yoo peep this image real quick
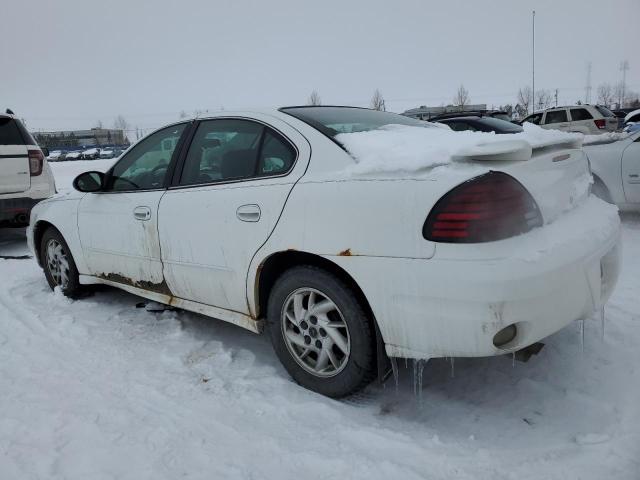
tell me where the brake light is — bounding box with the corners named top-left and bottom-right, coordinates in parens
top-left (423, 171), bottom-right (543, 243)
top-left (594, 119), bottom-right (606, 129)
top-left (28, 149), bottom-right (44, 176)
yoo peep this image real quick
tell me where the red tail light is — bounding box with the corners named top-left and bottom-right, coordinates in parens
top-left (423, 171), bottom-right (543, 243)
top-left (594, 119), bottom-right (606, 129)
top-left (28, 149), bottom-right (44, 176)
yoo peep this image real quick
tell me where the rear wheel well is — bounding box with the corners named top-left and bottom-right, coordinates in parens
top-left (256, 251), bottom-right (375, 322)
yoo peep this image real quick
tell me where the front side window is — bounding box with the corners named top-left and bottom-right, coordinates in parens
top-left (106, 123), bottom-right (186, 191)
top-left (179, 119), bottom-right (295, 186)
top-left (544, 110), bottom-right (568, 124)
top-left (570, 108), bottom-right (593, 121)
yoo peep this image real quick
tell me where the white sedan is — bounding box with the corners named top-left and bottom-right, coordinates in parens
top-left (585, 131), bottom-right (640, 210)
top-left (27, 107), bottom-right (621, 397)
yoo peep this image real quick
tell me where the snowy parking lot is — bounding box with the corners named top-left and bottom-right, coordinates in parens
top-left (0, 161), bottom-right (639, 479)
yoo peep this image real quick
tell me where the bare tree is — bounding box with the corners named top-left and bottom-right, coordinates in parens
top-left (307, 90), bottom-right (321, 106)
top-left (535, 89), bottom-right (553, 110)
top-left (113, 115), bottom-right (130, 132)
top-left (179, 110), bottom-right (188, 119)
top-left (597, 83), bottom-right (614, 107)
top-left (95, 120), bottom-right (104, 129)
top-left (370, 89), bottom-right (386, 111)
top-left (517, 86), bottom-right (533, 114)
top-left (453, 84), bottom-right (469, 110)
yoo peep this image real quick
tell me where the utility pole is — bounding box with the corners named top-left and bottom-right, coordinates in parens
top-left (620, 60), bottom-right (629, 107)
top-left (532, 10), bottom-right (535, 114)
top-left (585, 61), bottom-right (592, 104)
top-left (555, 89), bottom-right (558, 107)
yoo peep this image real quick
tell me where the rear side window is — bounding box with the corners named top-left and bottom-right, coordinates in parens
top-left (0, 117), bottom-right (25, 145)
top-left (258, 130), bottom-right (296, 175)
top-left (524, 113), bottom-right (543, 125)
top-left (595, 106), bottom-right (615, 118)
top-left (570, 108), bottom-right (593, 121)
top-left (544, 110), bottom-right (568, 124)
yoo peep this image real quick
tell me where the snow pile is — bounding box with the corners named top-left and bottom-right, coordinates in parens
top-left (336, 123), bottom-right (581, 175)
top-left (582, 131), bottom-right (630, 146)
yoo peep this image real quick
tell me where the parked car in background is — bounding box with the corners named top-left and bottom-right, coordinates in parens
top-left (99, 149), bottom-right (115, 159)
top-left (65, 151), bottom-right (83, 161)
top-left (0, 110), bottom-right (56, 227)
top-left (521, 105), bottom-right (618, 134)
top-left (624, 108), bottom-right (640, 125)
top-left (27, 106), bottom-right (620, 398)
top-left (436, 116), bottom-right (524, 134)
top-left (585, 131), bottom-right (640, 210)
top-left (81, 147), bottom-right (101, 159)
top-left (612, 108), bottom-right (638, 129)
top-left (46, 150), bottom-right (62, 161)
top-left (56, 152), bottom-right (68, 162)
top-left (428, 110), bottom-right (512, 122)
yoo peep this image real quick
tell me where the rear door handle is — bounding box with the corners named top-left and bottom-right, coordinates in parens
top-left (133, 206), bottom-right (151, 221)
top-left (236, 204), bottom-right (261, 222)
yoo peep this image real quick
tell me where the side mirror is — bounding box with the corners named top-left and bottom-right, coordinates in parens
top-left (41, 147), bottom-right (50, 157)
top-left (73, 171), bottom-right (105, 192)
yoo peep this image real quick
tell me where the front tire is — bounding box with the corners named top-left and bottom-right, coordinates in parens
top-left (267, 266), bottom-right (376, 398)
top-left (40, 227), bottom-right (81, 297)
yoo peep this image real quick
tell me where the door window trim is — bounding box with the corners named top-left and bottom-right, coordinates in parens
top-left (168, 116), bottom-right (299, 191)
top-left (97, 121), bottom-right (194, 194)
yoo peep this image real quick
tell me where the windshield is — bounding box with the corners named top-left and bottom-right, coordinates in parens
top-left (280, 106), bottom-right (435, 138)
top-left (595, 105), bottom-right (615, 118)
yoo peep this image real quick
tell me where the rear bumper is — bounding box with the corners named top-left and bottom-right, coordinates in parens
top-left (0, 197), bottom-right (41, 224)
top-left (330, 196), bottom-right (621, 359)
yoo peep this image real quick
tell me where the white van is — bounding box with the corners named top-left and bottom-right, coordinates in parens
top-left (0, 111), bottom-right (56, 227)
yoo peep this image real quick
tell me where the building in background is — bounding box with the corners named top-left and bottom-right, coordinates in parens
top-left (33, 127), bottom-right (128, 149)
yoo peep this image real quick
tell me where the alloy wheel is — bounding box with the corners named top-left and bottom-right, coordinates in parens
top-left (281, 287), bottom-right (351, 377)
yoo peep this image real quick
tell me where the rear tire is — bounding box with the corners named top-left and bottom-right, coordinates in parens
top-left (40, 227), bottom-right (81, 297)
top-left (267, 265), bottom-right (376, 398)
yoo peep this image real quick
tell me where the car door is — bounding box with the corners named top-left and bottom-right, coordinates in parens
top-left (158, 115), bottom-right (310, 314)
top-left (621, 134), bottom-right (640, 203)
top-left (543, 109), bottom-right (570, 131)
top-left (77, 122), bottom-right (188, 288)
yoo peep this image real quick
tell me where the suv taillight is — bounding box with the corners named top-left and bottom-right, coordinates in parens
top-left (594, 119), bottom-right (606, 129)
top-left (28, 149), bottom-right (44, 176)
top-left (423, 171), bottom-right (543, 243)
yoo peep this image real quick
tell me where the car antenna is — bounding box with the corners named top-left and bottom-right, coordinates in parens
top-left (6, 108), bottom-right (15, 115)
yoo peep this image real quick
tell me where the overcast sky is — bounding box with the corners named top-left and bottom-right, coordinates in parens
top-left (2, 0), bottom-right (638, 133)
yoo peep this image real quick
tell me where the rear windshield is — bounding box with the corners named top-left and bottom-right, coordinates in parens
top-left (280, 106), bottom-right (434, 138)
top-left (475, 117), bottom-right (523, 133)
top-left (595, 105), bottom-right (615, 118)
top-left (491, 113), bottom-right (512, 122)
top-left (0, 117), bottom-right (25, 145)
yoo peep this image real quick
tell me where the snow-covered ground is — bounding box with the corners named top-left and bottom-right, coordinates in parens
top-left (0, 161), bottom-right (638, 479)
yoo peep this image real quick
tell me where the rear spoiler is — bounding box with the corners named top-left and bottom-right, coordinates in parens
top-left (452, 138), bottom-right (582, 162)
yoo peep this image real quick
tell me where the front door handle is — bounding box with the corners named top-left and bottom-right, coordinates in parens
top-left (236, 204), bottom-right (261, 222)
top-left (133, 206), bottom-right (151, 221)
